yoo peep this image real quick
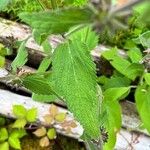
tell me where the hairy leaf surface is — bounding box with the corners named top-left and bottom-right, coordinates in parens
top-left (51, 33), bottom-right (100, 138)
top-left (19, 7), bottom-right (93, 35)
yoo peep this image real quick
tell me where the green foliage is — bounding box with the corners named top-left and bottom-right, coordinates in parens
top-left (13, 105), bottom-right (37, 128)
top-left (0, 142), bottom-right (9, 150)
top-left (0, 0), bottom-right (11, 11)
top-left (0, 126), bottom-right (26, 150)
top-left (22, 74), bottom-right (54, 95)
top-left (0, 128), bottom-right (8, 142)
top-left (51, 28), bottom-right (100, 138)
top-left (26, 108), bottom-right (37, 123)
top-left (47, 128), bottom-right (56, 140)
top-left (135, 84), bottom-right (150, 133)
top-left (19, 7), bottom-right (93, 35)
top-left (11, 40), bottom-right (28, 72)
top-left (139, 31), bottom-right (150, 48)
top-left (8, 136), bottom-right (21, 149)
top-left (13, 105), bottom-right (27, 118)
top-left (102, 87), bottom-right (130, 150)
top-left (13, 118), bottom-right (27, 129)
top-left (144, 73), bottom-right (150, 85)
top-left (102, 48), bottom-right (144, 80)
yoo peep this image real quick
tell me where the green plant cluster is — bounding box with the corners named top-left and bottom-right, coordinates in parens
top-left (0, 0), bottom-right (150, 150)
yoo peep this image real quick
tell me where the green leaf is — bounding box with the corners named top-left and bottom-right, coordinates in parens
top-left (127, 48), bottom-right (143, 63)
top-left (135, 84), bottom-right (150, 133)
top-left (51, 39), bottom-right (100, 138)
top-left (0, 55), bottom-right (5, 67)
top-left (11, 40), bottom-right (28, 72)
top-left (103, 77), bottom-right (131, 90)
top-left (139, 31), bottom-right (150, 48)
top-left (102, 48), bottom-right (144, 80)
top-left (144, 73), bottom-right (150, 85)
top-left (104, 87), bottom-right (130, 101)
top-left (22, 74), bottom-right (54, 95)
top-left (102, 100), bottom-right (121, 150)
top-left (8, 136), bottom-right (21, 150)
top-left (0, 0), bottom-right (10, 10)
top-left (26, 108), bottom-right (37, 123)
top-left (0, 128), bottom-right (8, 142)
top-left (47, 128), bottom-right (56, 140)
top-left (69, 26), bottom-right (98, 51)
top-left (101, 86), bottom-right (129, 149)
top-left (32, 93), bottom-right (57, 103)
top-left (37, 57), bottom-right (51, 73)
top-left (13, 118), bottom-right (27, 129)
top-left (13, 105), bottom-right (27, 118)
top-left (123, 63), bottom-right (144, 80)
top-left (41, 40), bottom-right (52, 55)
top-left (10, 129), bottom-right (27, 139)
top-left (0, 142), bottom-right (9, 150)
top-left (19, 7), bottom-right (93, 35)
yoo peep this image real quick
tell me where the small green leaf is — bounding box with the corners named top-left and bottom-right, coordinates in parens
top-left (13, 105), bottom-right (27, 118)
top-left (102, 48), bottom-right (144, 80)
top-left (11, 40), bottom-right (28, 72)
top-left (10, 129), bottom-right (27, 139)
top-left (135, 84), bottom-right (150, 133)
top-left (0, 142), bottom-right (9, 150)
top-left (47, 128), bottom-right (56, 140)
top-left (0, 128), bottom-right (8, 142)
top-left (8, 136), bottom-right (21, 150)
top-left (144, 73), bottom-right (150, 85)
top-left (22, 74), bottom-right (54, 95)
top-left (127, 48), bottom-right (143, 63)
top-left (104, 87), bottom-right (130, 101)
top-left (139, 31), bottom-right (150, 48)
top-left (13, 118), bottom-right (27, 129)
top-left (37, 57), bottom-right (51, 73)
top-left (26, 108), bottom-right (37, 123)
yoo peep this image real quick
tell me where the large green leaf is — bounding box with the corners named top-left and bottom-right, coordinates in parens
top-left (19, 7), bottom-right (93, 35)
top-left (51, 32), bottom-right (100, 138)
top-left (135, 84), bottom-right (150, 133)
